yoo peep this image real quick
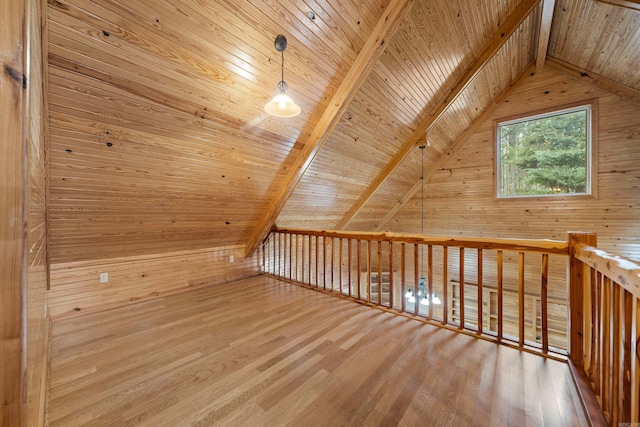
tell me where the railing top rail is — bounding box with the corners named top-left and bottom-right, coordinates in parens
top-left (273, 227), bottom-right (569, 255)
top-left (575, 243), bottom-right (640, 298)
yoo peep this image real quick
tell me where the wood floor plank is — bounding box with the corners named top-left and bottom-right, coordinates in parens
top-left (48, 275), bottom-right (588, 426)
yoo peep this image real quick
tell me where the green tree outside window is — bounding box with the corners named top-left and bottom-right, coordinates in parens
top-left (497, 106), bottom-right (590, 197)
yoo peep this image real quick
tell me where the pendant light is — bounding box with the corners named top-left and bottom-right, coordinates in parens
top-left (264, 35), bottom-right (301, 118)
top-left (406, 144), bottom-right (441, 307)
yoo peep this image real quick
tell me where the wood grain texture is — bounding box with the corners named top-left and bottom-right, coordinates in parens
top-left (48, 275), bottom-right (588, 426)
top-left (244, 0), bottom-right (416, 257)
top-left (535, 0), bottom-right (556, 69)
top-left (25, 0), bottom-right (50, 425)
top-left (49, 245), bottom-right (261, 318)
top-left (548, 0), bottom-right (640, 90)
top-left (387, 66), bottom-right (640, 262)
top-left (330, 0), bottom-right (542, 231)
top-left (45, 0), bottom-right (390, 263)
top-left (1, 0), bottom-right (27, 424)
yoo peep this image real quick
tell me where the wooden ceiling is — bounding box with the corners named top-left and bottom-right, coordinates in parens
top-left (46, 0), bottom-right (640, 262)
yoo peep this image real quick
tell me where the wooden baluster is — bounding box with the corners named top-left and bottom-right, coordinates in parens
top-left (389, 242), bottom-right (393, 309)
top-left (623, 289), bottom-right (634, 422)
top-left (348, 239), bottom-right (352, 298)
top-left (541, 254), bottom-right (549, 354)
top-left (295, 234), bottom-right (298, 281)
top-left (519, 251), bottom-right (525, 347)
top-left (277, 232), bottom-right (281, 277)
top-left (428, 245), bottom-right (433, 320)
top-left (289, 233), bottom-right (293, 280)
top-left (633, 292), bottom-right (640, 424)
top-left (357, 240), bottom-right (362, 300)
top-left (414, 244), bottom-right (419, 317)
top-left (265, 235), bottom-right (269, 274)
top-left (586, 267), bottom-right (597, 379)
top-left (366, 240), bottom-right (372, 303)
top-left (301, 235), bottom-right (305, 284)
top-left (498, 250), bottom-right (503, 341)
top-left (602, 276), bottom-right (612, 418)
top-left (612, 283), bottom-right (623, 425)
top-left (339, 239), bottom-right (343, 295)
top-left (477, 249), bottom-right (483, 335)
top-left (323, 237), bottom-right (328, 290)
top-left (595, 272), bottom-right (602, 396)
top-left (331, 239), bottom-right (336, 290)
top-left (377, 241), bottom-right (382, 306)
top-left (401, 243), bottom-right (406, 312)
top-left (459, 247), bottom-right (465, 330)
top-left (315, 236), bottom-right (319, 288)
top-left (443, 246), bottom-right (448, 325)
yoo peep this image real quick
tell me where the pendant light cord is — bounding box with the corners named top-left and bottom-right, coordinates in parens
top-left (281, 49), bottom-right (285, 87)
top-left (421, 146), bottom-right (424, 236)
top-left (419, 145), bottom-right (425, 281)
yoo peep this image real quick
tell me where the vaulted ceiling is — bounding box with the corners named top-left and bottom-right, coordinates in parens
top-left (46, 0), bottom-right (640, 263)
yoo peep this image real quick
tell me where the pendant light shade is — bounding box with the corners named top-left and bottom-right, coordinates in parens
top-left (264, 92), bottom-right (301, 117)
top-left (265, 35), bottom-right (300, 118)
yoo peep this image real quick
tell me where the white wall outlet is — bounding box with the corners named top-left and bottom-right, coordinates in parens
top-left (99, 272), bottom-right (109, 283)
top-left (229, 255), bottom-right (235, 263)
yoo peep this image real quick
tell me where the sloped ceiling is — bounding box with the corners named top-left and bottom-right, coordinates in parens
top-left (46, 0), bottom-right (640, 263)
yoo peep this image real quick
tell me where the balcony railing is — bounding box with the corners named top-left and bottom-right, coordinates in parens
top-left (263, 227), bottom-right (574, 356)
top-left (262, 228), bottom-right (640, 426)
top-left (573, 240), bottom-right (640, 425)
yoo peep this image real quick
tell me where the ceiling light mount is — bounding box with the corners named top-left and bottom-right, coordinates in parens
top-left (265, 34), bottom-right (301, 118)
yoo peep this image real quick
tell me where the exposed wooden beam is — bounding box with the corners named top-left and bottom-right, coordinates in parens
top-left (374, 62), bottom-right (537, 232)
top-left (595, 0), bottom-right (640, 11)
top-left (244, 0), bottom-right (416, 257)
top-left (334, 0), bottom-right (542, 231)
top-left (1, 0), bottom-right (27, 425)
top-left (546, 57), bottom-right (640, 107)
top-left (535, 0), bottom-right (556, 70)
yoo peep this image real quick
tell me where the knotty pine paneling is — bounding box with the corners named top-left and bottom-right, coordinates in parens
top-left (278, 0), bottom-right (536, 230)
top-left (549, 0), bottom-right (640, 89)
top-left (48, 245), bottom-right (261, 318)
top-left (46, 0), bottom-right (390, 262)
top-left (1, 0), bottom-right (49, 424)
top-left (348, 19), bottom-right (539, 231)
top-left (389, 67), bottom-right (640, 263)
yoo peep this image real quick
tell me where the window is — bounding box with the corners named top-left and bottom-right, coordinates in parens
top-left (496, 104), bottom-right (592, 198)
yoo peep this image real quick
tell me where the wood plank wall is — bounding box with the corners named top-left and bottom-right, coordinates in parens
top-left (1, 0), bottom-right (49, 425)
top-left (389, 66), bottom-right (640, 262)
top-left (48, 245), bottom-right (261, 318)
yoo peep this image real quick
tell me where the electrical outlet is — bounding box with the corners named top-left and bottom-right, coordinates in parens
top-left (229, 255), bottom-right (235, 263)
top-left (100, 272), bottom-right (109, 283)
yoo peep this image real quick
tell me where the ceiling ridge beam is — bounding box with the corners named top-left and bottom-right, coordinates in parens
top-left (546, 57), bottom-right (640, 107)
top-left (535, 0), bottom-right (556, 70)
top-left (374, 62), bottom-right (537, 232)
top-left (244, 0), bottom-right (416, 257)
top-left (333, 0), bottom-right (542, 231)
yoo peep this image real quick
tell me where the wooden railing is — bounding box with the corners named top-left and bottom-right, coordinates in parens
top-left (572, 239), bottom-right (640, 425)
top-left (263, 227), bottom-right (575, 357)
top-left (262, 227), bottom-right (638, 425)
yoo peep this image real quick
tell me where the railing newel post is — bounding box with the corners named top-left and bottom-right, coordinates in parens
top-left (567, 231), bottom-right (597, 367)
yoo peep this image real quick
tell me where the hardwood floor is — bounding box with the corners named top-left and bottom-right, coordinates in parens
top-left (48, 275), bottom-right (587, 426)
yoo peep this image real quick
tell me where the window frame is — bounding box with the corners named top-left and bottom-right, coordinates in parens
top-left (494, 100), bottom-right (598, 200)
